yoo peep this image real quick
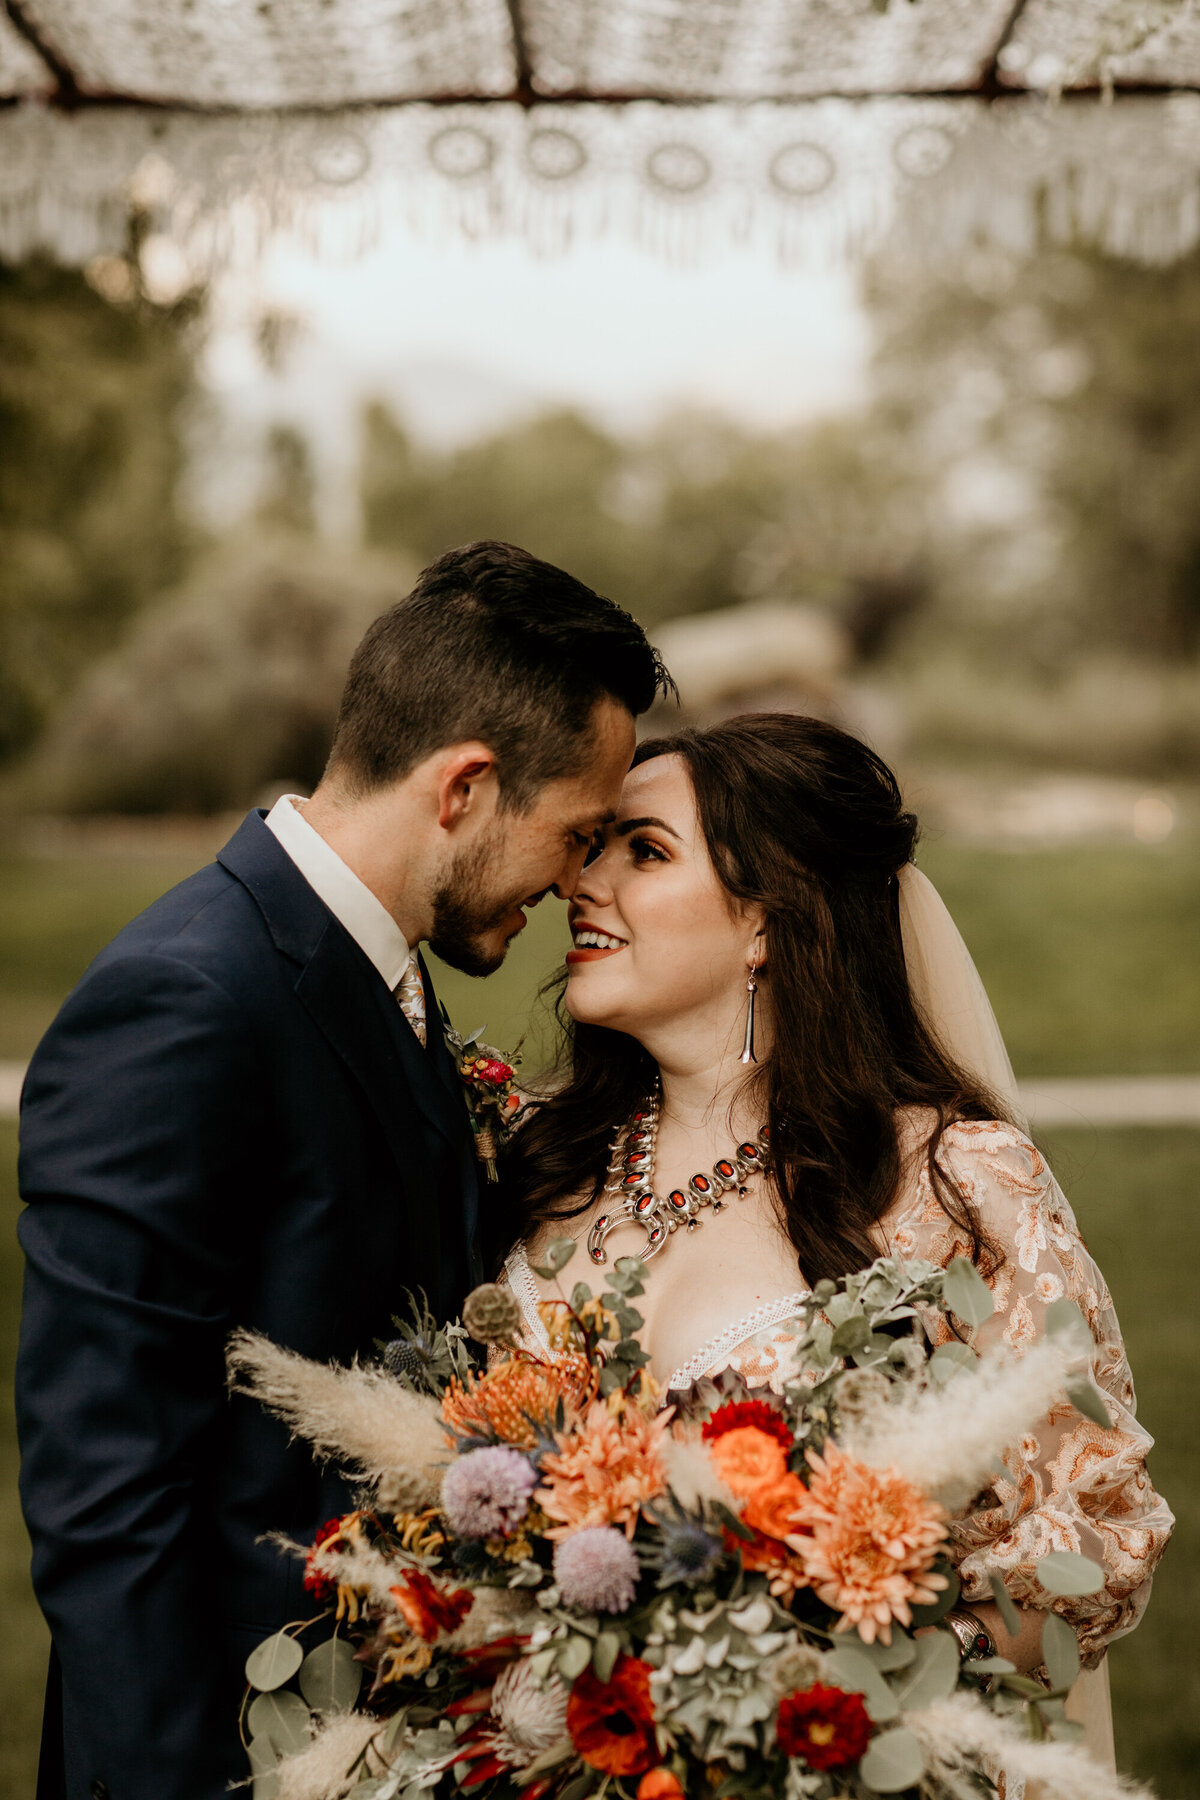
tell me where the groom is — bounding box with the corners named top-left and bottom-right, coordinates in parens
top-left (16, 541), bottom-right (669, 1800)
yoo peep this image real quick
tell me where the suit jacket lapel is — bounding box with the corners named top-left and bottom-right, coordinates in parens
top-left (218, 810), bottom-right (484, 1285)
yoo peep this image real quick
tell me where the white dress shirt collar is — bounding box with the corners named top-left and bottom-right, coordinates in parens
top-left (264, 795), bottom-right (413, 992)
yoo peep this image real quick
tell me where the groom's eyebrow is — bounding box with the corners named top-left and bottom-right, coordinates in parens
top-left (614, 816), bottom-right (682, 841)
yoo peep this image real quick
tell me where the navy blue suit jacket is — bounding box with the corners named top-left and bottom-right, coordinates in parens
top-left (16, 811), bottom-right (483, 1800)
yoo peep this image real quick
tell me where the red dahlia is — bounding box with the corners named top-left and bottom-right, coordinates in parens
top-left (702, 1398), bottom-right (794, 1454)
top-left (567, 1655), bottom-right (659, 1776)
top-left (303, 1516), bottom-right (344, 1603)
top-left (776, 1682), bottom-right (872, 1771)
top-left (476, 1059), bottom-right (514, 1085)
top-left (390, 1569), bottom-right (474, 1641)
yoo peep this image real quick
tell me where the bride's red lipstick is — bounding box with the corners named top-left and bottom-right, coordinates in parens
top-left (566, 918), bottom-right (628, 967)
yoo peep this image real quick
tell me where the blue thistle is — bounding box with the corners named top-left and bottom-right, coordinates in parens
top-left (645, 1501), bottom-right (726, 1589)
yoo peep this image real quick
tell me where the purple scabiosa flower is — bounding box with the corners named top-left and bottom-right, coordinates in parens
top-left (442, 1446), bottom-right (538, 1540)
top-left (554, 1526), bottom-right (640, 1613)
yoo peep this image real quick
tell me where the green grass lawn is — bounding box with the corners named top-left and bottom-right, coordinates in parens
top-left (1, 835), bottom-right (1197, 1795)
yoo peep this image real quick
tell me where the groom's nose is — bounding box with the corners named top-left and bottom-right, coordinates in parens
top-left (554, 841), bottom-right (590, 899)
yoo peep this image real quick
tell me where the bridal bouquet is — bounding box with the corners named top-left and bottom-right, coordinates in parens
top-left (229, 1247), bottom-right (1146, 1800)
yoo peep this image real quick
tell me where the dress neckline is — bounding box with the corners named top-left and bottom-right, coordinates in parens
top-left (503, 1244), bottom-right (809, 1394)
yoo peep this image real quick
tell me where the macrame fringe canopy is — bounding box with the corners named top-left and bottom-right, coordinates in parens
top-left (3, 0), bottom-right (1200, 269)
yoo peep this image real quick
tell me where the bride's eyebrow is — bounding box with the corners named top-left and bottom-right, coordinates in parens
top-left (614, 816), bottom-right (682, 841)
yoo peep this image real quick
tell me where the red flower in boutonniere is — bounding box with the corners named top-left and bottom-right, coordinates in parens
top-left (444, 1026), bottom-right (524, 1181)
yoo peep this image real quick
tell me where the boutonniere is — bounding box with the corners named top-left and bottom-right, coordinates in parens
top-left (442, 1022), bottom-right (524, 1182)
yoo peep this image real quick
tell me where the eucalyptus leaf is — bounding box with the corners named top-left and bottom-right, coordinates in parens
top-left (253, 1772), bottom-right (281, 1800)
top-left (891, 1629), bottom-right (959, 1711)
top-left (908, 1568), bottom-right (959, 1627)
top-left (245, 1630), bottom-right (304, 1693)
top-left (1066, 1379), bottom-right (1114, 1430)
top-left (859, 1726), bottom-right (926, 1793)
top-left (530, 1238), bottom-right (576, 1280)
top-left (963, 1656), bottom-right (1016, 1675)
top-left (598, 1362), bottom-right (625, 1397)
top-left (830, 1315), bottom-right (873, 1355)
top-left (942, 1257), bottom-right (995, 1329)
top-left (852, 1634), bottom-right (917, 1673)
top-left (557, 1636), bottom-right (593, 1681)
top-left (570, 1282), bottom-right (593, 1312)
top-left (299, 1635), bottom-right (363, 1713)
top-left (1044, 1297), bottom-right (1092, 1354)
top-left (247, 1688), bottom-right (313, 1757)
top-left (822, 1646), bottom-right (899, 1723)
top-left (1050, 1719), bottom-right (1087, 1744)
top-left (1000, 1673), bottom-right (1051, 1698)
top-left (247, 1736), bottom-right (280, 1774)
top-left (593, 1630), bottom-right (621, 1683)
top-left (1041, 1613), bottom-right (1081, 1690)
top-left (929, 1342), bottom-right (977, 1385)
top-left (1036, 1552), bottom-right (1106, 1597)
top-left (558, 1773), bottom-right (599, 1800)
top-left (988, 1572), bottom-right (1021, 1640)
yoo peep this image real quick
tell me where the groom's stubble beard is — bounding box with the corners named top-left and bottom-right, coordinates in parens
top-left (428, 830), bottom-right (527, 978)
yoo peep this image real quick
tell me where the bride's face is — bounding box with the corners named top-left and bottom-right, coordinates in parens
top-left (564, 754), bottom-right (761, 1042)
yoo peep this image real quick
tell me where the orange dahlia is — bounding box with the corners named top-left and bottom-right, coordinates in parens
top-left (788, 1441), bottom-right (948, 1644)
top-left (741, 1471), bottom-right (808, 1541)
top-left (567, 1655), bottom-right (659, 1776)
top-left (705, 1425), bottom-right (788, 1495)
top-left (442, 1352), bottom-right (596, 1449)
top-left (537, 1400), bottom-right (672, 1539)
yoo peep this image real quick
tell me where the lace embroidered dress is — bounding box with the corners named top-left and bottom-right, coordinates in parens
top-left (500, 1116), bottom-right (1173, 1663)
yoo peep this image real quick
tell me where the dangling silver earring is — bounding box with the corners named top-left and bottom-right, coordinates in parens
top-left (740, 964), bottom-right (759, 1065)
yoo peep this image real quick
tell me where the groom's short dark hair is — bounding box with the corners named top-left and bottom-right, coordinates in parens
top-left (326, 541), bottom-right (672, 810)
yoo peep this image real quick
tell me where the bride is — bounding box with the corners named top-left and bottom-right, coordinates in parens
top-left (495, 713), bottom-right (1172, 1758)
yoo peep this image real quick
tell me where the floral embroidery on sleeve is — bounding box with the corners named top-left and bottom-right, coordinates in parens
top-left (884, 1117), bottom-right (1174, 1663)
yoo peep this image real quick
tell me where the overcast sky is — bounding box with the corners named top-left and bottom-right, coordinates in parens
top-left (197, 227), bottom-right (872, 532)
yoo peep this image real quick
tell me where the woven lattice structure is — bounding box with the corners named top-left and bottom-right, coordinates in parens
top-left (3, 1), bottom-right (1200, 265)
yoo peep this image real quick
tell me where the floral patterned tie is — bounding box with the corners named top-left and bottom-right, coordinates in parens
top-left (396, 953), bottom-right (427, 1048)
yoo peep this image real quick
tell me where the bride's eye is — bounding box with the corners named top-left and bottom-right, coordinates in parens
top-left (628, 833), bottom-right (667, 866)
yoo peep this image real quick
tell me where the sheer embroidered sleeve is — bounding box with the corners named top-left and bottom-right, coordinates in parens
top-left (885, 1119), bottom-right (1173, 1662)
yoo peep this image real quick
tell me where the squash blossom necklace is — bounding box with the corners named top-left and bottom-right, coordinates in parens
top-left (586, 1088), bottom-right (772, 1265)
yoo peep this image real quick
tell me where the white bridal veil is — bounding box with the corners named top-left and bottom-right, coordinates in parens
top-left (896, 864), bottom-right (1115, 1775)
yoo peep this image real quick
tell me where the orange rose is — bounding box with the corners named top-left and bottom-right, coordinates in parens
top-left (707, 1425), bottom-right (787, 1496)
top-left (742, 1471), bottom-right (808, 1540)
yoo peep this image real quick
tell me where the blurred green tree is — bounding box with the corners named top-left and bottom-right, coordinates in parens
top-left (361, 403), bottom-right (643, 611)
top-left (867, 241), bottom-right (1200, 664)
top-left (0, 250), bottom-right (201, 762)
top-left (15, 535), bottom-right (414, 814)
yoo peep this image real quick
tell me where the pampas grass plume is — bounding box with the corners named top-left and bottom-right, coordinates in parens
top-left (274, 1711), bottom-right (381, 1800)
top-left (909, 1692), bottom-right (1153, 1800)
top-left (226, 1330), bottom-right (448, 1498)
top-left (663, 1431), bottom-right (738, 1511)
top-left (840, 1337), bottom-right (1074, 1510)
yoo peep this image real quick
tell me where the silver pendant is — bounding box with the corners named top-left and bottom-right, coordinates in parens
top-left (585, 1098), bottom-right (771, 1266)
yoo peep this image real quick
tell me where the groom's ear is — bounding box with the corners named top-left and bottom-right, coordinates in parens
top-left (434, 742), bottom-right (500, 831)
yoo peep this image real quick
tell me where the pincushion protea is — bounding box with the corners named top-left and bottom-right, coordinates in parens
top-left (442, 1353), bottom-right (596, 1449)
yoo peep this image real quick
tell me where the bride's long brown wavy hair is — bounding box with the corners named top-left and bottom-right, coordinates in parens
top-left (496, 713), bottom-right (1011, 1286)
